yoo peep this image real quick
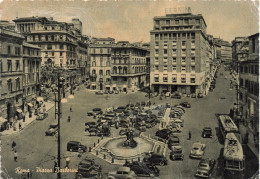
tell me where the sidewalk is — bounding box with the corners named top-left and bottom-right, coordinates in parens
top-left (0, 101), bottom-right (54, 136)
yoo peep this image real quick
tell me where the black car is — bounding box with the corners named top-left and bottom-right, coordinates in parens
top-left (123, 161), bottom-right (160, 177)
top-left (168, 135), bottom-right (180, 149)
top-left (202, 127), bottom-right (212, 138)
top-left (171, 93), bottom-right (181, 99)
top-left (77, 159), bottom-right (102, 178)
top-left (143, 153), bottom-right (168, 166)
top-left (92, 108), bottom-right (103, 115)
top-left (180, 102), bottom-right (191, 108)
top-left (67, 141), bottom-right (87, 152)
top-left (155, 129), bottom-right (172, 140)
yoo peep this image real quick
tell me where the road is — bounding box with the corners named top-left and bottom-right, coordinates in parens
top-left (1, 64), bottom-right (257, 179)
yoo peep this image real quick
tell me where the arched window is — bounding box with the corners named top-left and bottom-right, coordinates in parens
top-left (106, 60), bottom-right (110, 67)
top-left (92, 61), bottom-right (96, 67)
top-left (123, 67), bottom-right (127, 74)
top-left (118, 66), bottom-right (122, 74)
top-left (99, 70), bottom-right (103, 76)
top-left (92, 69), bottom-right (96, 75)
top-left (113, 67), bottom-right (117, 74)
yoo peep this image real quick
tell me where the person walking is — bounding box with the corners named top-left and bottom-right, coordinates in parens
top-left (65, 157), bottom-right (70, 168)
top-left (70, 106), bottom-right (73, 112)
top-left (67, 116), bottom-right (71, 123)
top-left (188, 131), bottom-right (191, 140)
top-left (12, 141), bottom-right (16, 151)
top-left (19, 122), bottom-right (22, 130)
top-left (14, 150), bottom-right (18, 162)
top-left (53, 161), bottom-right (57, 173)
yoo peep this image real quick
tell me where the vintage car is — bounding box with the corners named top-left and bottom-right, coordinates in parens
top-left (189, 142), bottom-right (206, 159)
top-left (168, 135), bottom-right (180, 149)
top-left (170, 146), bottom-right (184, 161)
top-left (195, 158), bottom-right (216, 178)
top-left (36, 112), bottom-right (48, 120)
top-left (107, 167), bottom-right (137, 179)
top-left (123, 161), bottom-right (159, 177)
top-left (67, 141), bottom-right (87, 152)
top-left (202, 127), bottom-right (213, 138)
top-left (155, 129), bottom-right (173, 140)
top-left (45, 122), bottom-right (58, 136)
top-left (180, 102), bottom-right (191, 108)
top-left (95, 91), bottom-right (104, 95)
top-left (76, 159), bottom-right (102, 178)
top-left (143, 153), bottom-right (168, 166)
top-left (171, 93), bottom-right (182, 99)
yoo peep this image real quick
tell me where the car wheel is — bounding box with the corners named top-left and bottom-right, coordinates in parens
top-left (159, 161), bottom-right (165, 166)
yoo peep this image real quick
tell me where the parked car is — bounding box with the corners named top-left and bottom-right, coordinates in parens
top-left (93, 108), bottom-right (103, 115)
top-left (202, 127), bottom-right (213, 138)
top-left (123, 161), bottom-right (159, 177)
top-left (165, 92), bottom-right (171, 97)
top-left (180, 102), bottom-right (191, 108)
top-left (87, 111), bottom-right (95, 116)
top-left (36, 112), bottom-right (48, 120)
top-left (77, 159), bottom-right (102, 178)
top-left (85, 122), bottom-right (97, 130)
top-left (155, 129), bottom-right (172, 140)
top-left (107, 167), bottom-right (137, 179)
top-left (67, 141), bottom-right (87, 152)
top-left (135, 121), bottom-right (146, 132)
top-left (170, 146), bottom-right (184, 161)
top-left (95, 91), bottom-right (103, 95)
top-left (195, 158), bottom-right (216, 178)
top-left (171, 93), bottom-right (181, 99)
top-left (198, 93), bottom-right (203, 98)
top-left (168, 135), bottom-right (180, 149)
top-left (143, 153), bottom-right (168, 166)
top-left (45, 122), bottom-right (58, 136)
top-left (189, 142), bottom-right (206, 159)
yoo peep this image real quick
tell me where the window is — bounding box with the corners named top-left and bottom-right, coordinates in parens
top-left (184, 19), bottom-right (188, 24)
top-left (240, 78), bottom-right (244, 87)
top-left (175, 20), bottom-right (179, 24)
top-left (155, 57), bottom-right (159, 63)
top-left (16, 78), bottom-right (20, 90)
top-left (92, 61), bottom-right (96, 67)
top-left (100, 48), bottom-right (103, 54)
top-left (47, 45), bottom-right (52, 49)
top-left (15, 47), bottom-right (21, 55)
top-left (173, 33), bottom-right (177, 40)
top-left (155, 50), bottom-right (159, 54)
top-left (51, 35), bottom-right (54, 41)
top-left (52, 52), bottom-right (54, 56)
top-left (106, 70), bottom-right (110, 75)
top-left (191, 33), bottom-right (195, 39)
top-left (154, 74), bottom-right (159, 82)
top-left (60, 35), bottom-right (63, 40)
top-left (7, 60), bottom-right (12, 72)
top-left (191, 57), bottom-right (195, 63)
top-left (7, 79), bottom-right (12, 91)
top-left (182, 49), bottom-right (186, 55)
top-left (191, 66), bottom-right (195, 71)
top-left (172, 49), bottom-right (177, 55)
top-left (45, 35), bottom-right (48, 41)
top-left (182, 33), bottom-right (186, 40)
top-left (181, 74), bottom-right (186, 83)
top-left (99, 70), bottom-right (103, 76)
top-left (163, 74), bottom-right (168, 82)
top-left (60, 44), bottom-right (63, 49)
top-left (155, 41), bottom-right (159, 47)
top-left (181, 58), bottom-right (186, 63)
top-left (172, 58), bottom-right (177, 63)
top-left (60, 52), bottom-right (63, 56)
top-left (190, 75), bottom-right (196, 83)
top-left (166, 20), bottom-right (170, 25)
top-left (155, 34), bottom-right (159, 40)
top-left (92, 69), bottom-right (96, 75)
top-left (181, 65), bottom-right (186, 72)
top-left (239, 92), bottom-right (243, 101)
top-left (16, 60), bottom-right (20, 71)
top-left (164, 41), bottom-right (168, 47)
top-left (172, 65), bottom-right (177, 71)
top-left (172, 74), bottom-right (177, 83)
top-left (155, 65), bottom-right (159, 71)
top-left (163, 65), bottom-right (167, 72)
top-left (164, 49), bottom-right (167, 54)
top-left (196, 19), bottom-right (200, 25)
top-left (182, 41), bottom-right (186, 46)
top-left (8, 46), bottom-right (11, 54)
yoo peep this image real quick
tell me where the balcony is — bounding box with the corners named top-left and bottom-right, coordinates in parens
top-left (172, 54), bottom-right (177, 57)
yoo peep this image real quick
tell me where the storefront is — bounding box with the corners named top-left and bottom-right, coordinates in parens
top-left (105, 85), bottom-right (110, 91)
top-left (122, 85), bottom-right (127, 92)
top-left (112, 84), bottom-right (117, 91)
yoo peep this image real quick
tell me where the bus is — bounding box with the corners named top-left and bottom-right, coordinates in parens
top-left (218, 115), bottom-right (239, 140)
top-left (223, 133), bottom-right (245, 175)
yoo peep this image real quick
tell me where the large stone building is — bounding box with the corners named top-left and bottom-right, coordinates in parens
top-left (220, 40), bottom-right (232, 64)
top-left (89, 37), bottom-right (115, 90)
top-left (238, 33), bottom-right (259, 157)
top-left (150, 12), bottom-right (212, 95)
top-left (111, 41), bottom-right (148, 92)
top-left (0, 25), bottom-right (41, 125)
top-left (13, 17), bottom-right (89, 84)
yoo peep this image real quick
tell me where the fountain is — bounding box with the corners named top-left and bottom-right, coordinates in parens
top-left (121, 128), bottom-right (137, 148)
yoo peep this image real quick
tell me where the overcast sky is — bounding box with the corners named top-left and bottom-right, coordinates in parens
top-left (0, 0), bottom-right (259, 43)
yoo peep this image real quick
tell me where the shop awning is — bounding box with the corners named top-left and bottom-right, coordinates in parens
top-left (16, 109), bottom-right (23, 113)
top-left (0, 117), bottom-right (8, 126)
top-left (37, 97), bottom-right (44, 102)
top-left (27, 103), bottom-right (33, 107)
top-left (123, 85), bottom-right (127, 88)
top-left (105, 85), bottom-right (110, 87)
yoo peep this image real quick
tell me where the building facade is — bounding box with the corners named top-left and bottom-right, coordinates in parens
top-left (111, 41), bottom-right (148, 92)
top-left (89, 38), bottom-right (115, 90)
top-left (238, 33), bottom-right (259, 157)
top-left (220, 40), bottom-right (232, 64)
top-left (150, 13), bottom-right (211, 95)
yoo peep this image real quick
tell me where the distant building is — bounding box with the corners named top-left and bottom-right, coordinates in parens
top-left (89, 38), bottom-right (115, 90)
top-left (220, 40), bottom-right (232, 64)
top-left (150, 12), bottom-right (212, 95)
top-left (111, 41), bottom-right (148, 92)
top-left (231, 37), bottom-right (249, 71)
top-left (238, 33), bottom-right (259, 158)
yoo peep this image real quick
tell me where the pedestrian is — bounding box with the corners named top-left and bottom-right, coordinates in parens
top-left (70, 106), bottom-right (73, 112)
top-left (53, 161), bottom-right (57, 173)
top-left (23, 115), bottom-right (25, 122)
top-left (67, 116), bottom-right (71, 122)
top-left (19, 122), bottom-right (22, 130)
top-left (12, 141), bottom-right (16, 151)
top-left (188, 131), bottom-right (191, 140)
top-left (14, 150), bottom-right (18, 162)
top-left (65, 157), bottom-right (70, 168)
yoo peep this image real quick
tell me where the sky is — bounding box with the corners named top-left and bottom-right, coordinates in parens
top-left (0, 0), bottom-right (259, 43)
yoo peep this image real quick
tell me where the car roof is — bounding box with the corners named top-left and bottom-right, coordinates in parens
top-left (68, 141), bottom-right (80, 144)
top-left (199, 158), bottom-right (211, 165)
top-left (118, 167), bottom-right (131, 172)
top-left (193, 142), bottom-right (203, 147)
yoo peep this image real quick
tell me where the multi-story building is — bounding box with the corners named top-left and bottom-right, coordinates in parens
top-left (231, 37), bottom-right (249, 71)
top-left (150, 13), bottom-right (210, 95)
top-left (220, 40), bottom-right (232, 64)
top-left (22, 42), bottom-right (41, 113)
top-left (0, 27), bottom-right (24, 124)
top-left (89, 38), bottom-right (115, 90)
top-left (111, 41), bottom-right (148, 92)
top-left (239, 33), bottom-right (259, 157)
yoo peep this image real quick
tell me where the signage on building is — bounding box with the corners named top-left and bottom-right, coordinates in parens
top-left (165, 6), bottom-right (191, 14)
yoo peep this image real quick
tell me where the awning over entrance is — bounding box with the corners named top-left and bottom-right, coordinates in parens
top-left (27, 103), bottom-right (33, 107)
top-left (37, 97), bottom-right (44, 102)
top-left (16, 109), bottom-right (23, 113)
